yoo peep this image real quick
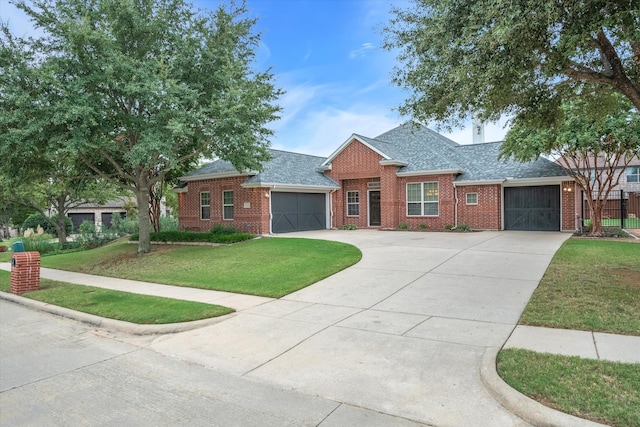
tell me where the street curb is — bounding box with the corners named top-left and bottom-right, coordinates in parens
top-left (480, 347), bottom-right (608, 427)
top-left (0, 291), bottom-right (235, 335)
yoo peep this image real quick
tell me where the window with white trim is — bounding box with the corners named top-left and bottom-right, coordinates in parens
top-left (466, 192), bottom-right (478, 205)
top-left (407, 182), bottom-right (439, 216)
top-left (346, 191), bottom-right (359, 216)
top-left (627, 166), bottom-right (640, 183)
top-left (200, 192), bottom-right (210, 220)
top-left (223, 190), bottom-right (234, 220)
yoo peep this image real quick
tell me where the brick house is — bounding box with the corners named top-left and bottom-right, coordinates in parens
top-left (177, 122), bottom-right (576, 234)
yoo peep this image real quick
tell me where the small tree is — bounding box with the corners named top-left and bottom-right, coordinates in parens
top-left (500, 94), bottom-right (640, 235)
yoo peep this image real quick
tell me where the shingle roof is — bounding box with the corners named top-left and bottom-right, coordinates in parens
top-left (182, 149), bottom-right (339, 188)
top-left (369, 122), bottom-right (465, 172)
top-left (453, 142), bottom-right (569, 181)
top-left (182, 122), bottom-right (570, 186)
top-left (244, 150), bottom-right (339, 188)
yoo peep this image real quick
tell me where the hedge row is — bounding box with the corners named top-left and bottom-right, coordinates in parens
top-left (130, 231), bottom-right (255, 244)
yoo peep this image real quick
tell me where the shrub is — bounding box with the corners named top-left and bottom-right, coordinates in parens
top-left (159, 215), bottom-right (179, 232)
top-left (49, 214), bottom-right (73, 237)
top-left (210, 224), bottom-right (241, 235)
top-left (110, 215), bottom-right (139, 236)
top-left (21, 213), bottom-right (72, 237)
top-left (339, 224), bottom-right (358, 230)
top-left (418, 223), bottom-right (428, 230)
top-left (22, 213), bottom-right (49, 234)
top-left (457, 223), bottom-right (472, 232)
top-left (398, 223), bottom-right (410, 230)
top-left (444, 224), bottom-right (454, 230)
top-left (76, 220), bottom-right (117, 249)
top-left (130, 230), bottom-right (255, 244)
top-left (22, 234), bottom-right (54, 253)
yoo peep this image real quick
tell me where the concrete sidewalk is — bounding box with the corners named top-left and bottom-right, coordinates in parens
top-left (2, 262), bottom-right (637, 363)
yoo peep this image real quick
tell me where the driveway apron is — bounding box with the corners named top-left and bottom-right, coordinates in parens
top-left (149, 230), bottom-right (570, 426)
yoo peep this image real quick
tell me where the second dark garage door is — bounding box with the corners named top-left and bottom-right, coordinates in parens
top-left (504, 186), bottom-right (560, 231)
top-left (271, 192), bottom-right (326, 233)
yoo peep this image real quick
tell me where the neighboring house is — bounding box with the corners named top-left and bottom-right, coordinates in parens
top-left (65, 199), bottom-right (133, 232)
top-left (176, 122), bottom-right (576, 234)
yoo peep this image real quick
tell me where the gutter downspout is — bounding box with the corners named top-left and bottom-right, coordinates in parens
top-left (453, 184), bottom-right (459, 228)
top-left (268, 186), bottom-right (275, 234)
top-left (329, 188), bottom-right (338, 229)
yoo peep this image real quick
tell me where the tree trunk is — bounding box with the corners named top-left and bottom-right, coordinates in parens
top-left (135, 180), bottom-right (152, 254)
top-left (56, 211), bottom-right (68, 244)
top-left (54, 194), bottom-right (68, 244)
top-left (587, 197), bottom-right (604, 236)
top-left (149, 182), bottom-right (161, 233)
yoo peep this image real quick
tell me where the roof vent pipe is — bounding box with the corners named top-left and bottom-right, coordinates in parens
top-left (472, 117), bottom-right (484, 144)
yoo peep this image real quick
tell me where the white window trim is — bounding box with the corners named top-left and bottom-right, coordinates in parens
top-left (222, 190), bottom-right (234, 221)
top-left (346, 191), bottom-right (359, 216)
top-left (466, 192), bottom-right (478, 205)
top-left (627, 166), bottom-right (640, 183)
top-left (406, 182), bottom-right (439, 217)
top-left (200, 191), bottom-right (210, 220)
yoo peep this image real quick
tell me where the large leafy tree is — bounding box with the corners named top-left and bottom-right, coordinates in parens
top-left (0, 33), bottom-right (118, 243)
top-left (1, 0), bottom-right (282, 253)
top-left (383, 0), bottom-right (639, 128)
top-left (501, 93), bottom-right (640, 235)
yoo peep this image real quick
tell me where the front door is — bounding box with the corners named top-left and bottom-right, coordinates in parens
top-left (369, 190), bottom-right (381, 226)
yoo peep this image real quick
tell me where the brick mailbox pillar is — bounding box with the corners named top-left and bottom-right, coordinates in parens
top-left (11, 252), bottom-right (41, 295)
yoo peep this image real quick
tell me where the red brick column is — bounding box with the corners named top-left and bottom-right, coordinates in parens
top-left (10, 252), bottom-right (41, 295)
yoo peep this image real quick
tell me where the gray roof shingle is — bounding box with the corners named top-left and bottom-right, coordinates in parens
top-left (182, 122), bottom-right (569, 186)
top-left (182, 149), bottom-right (339, 188)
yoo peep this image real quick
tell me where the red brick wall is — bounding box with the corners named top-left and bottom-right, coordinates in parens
top-left (457, 185), bottom-right (502, 230)
top-left (11, 252), bottom-right (40, 295)
top-left (328, 140), bottom-right (386, 229)
top-left (178, 176), bottom-right (270, 234)
top-left (326, 140), bottom-right (384, 181)
top-left (396, 175), bottom-right (456, 230)
top-left (327, 139), bottom-right (461, 229)
top-left (561, 181), bottom-right (576, 231)
top-left (337, 178), bottom-right (380, 228)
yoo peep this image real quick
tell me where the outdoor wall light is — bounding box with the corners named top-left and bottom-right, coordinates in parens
top-left (563, 186), bottom-right (573, 192)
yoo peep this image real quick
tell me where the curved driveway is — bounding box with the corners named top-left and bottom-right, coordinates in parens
top-left (150, 230), bottom-right (571, 426)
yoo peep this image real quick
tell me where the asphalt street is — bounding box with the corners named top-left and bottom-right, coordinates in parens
top-left (0, 300), bottom-right (425, 426)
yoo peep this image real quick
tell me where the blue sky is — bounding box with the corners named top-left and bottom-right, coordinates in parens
top-left (2, 0), bottom-right (509, 157)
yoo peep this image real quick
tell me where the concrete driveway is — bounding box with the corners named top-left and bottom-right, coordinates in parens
top-left (149, 230), bottom-right (571, 426)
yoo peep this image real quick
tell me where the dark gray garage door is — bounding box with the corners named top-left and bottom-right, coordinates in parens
top-left (271, 192), bottom-right (326, 233)
top-left (504, 186), bottom-right (560, 231)
top-left (68, 213), bottom-right (95, 232)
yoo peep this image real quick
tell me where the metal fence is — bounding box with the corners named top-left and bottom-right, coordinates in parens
top-left (582, 190), bottom-right (640, 229)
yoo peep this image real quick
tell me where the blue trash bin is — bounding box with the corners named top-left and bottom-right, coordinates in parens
top-left (12, 241), bottom-right (25, 252)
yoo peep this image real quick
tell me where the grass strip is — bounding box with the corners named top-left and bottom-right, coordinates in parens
top-left (497, 348), bottom-right (640, 427)
top-left (40, 237), bottom-right (362, 298)
top-left (520, 239), bottom-right (640, 335)
top-left (0, 270), bottom-right (233, 324)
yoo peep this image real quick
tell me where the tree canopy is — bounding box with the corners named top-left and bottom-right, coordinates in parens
top-left (383, 0), bottom-right (639, 129)
top-left (1, 0), bottom-right (282, 253)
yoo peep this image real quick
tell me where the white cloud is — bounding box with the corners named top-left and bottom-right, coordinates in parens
top-left (349, 42), bottom-right (375, 59)
top-left (272, 106), bottom-right (402, 157)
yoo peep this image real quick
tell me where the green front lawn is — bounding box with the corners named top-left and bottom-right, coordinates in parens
top-left (41, 237), bottom-right (362, 298)
top-left (498, 349), bottom-right (640, 427)
top-left (499, 238), bottom-right (640, 426)
top-left (0, 270), bottom-right (233, 324)
top-left (519, 239), bottom-right (640, 335)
